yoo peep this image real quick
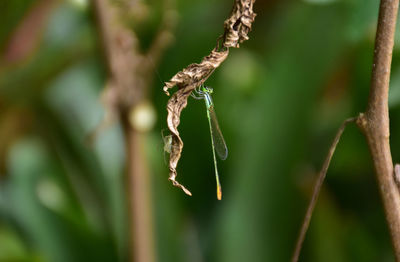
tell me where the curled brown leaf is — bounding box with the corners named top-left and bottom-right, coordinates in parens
top-left (164, 0), bottom-right (256, 196)
top-left (223, 0), bottom-right (257, 48)
top-left (165, 49), bottom-right (228, 194)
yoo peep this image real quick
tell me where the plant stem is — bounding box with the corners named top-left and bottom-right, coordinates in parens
top-left (293, 1), bottom-right (400, 259)
top-left (124, 122), bottom-right (155, 262)
top-left (357, 0), bottom-right (400, 258)
top-left (291, 118), bottom-right (356, 262)
top-left (93, 1), bottom-right (158, 261)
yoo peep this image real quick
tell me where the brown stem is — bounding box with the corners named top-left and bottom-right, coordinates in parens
top-left (357, 0), bottom-right (400, 258)
top-left (293, 1), bottom-right (400, 259)
top-left (124, 122), bottom-right (155, 262)
top-left (93, 0), bottom-right (175, 261)
top-left (291, 117), bottom-right (356, 262)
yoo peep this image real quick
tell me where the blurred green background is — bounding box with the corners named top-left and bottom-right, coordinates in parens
top-left (1, 0), bottom-right (400, 261)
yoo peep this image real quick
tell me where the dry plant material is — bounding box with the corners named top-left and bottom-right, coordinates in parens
top-left (163, 0), bottom-right (256, 195)
top-left (291, 117), bottom-right (356, 262)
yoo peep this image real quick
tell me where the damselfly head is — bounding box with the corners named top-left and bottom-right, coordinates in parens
top-left (202, 86), bottom-right (213, 94)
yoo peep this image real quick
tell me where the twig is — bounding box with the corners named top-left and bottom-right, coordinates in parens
top-left (356, 0), bottom-right (400, 259)
top-left (93, 0), bottom-right (176, 261)
top-left (124, 122), bottom-right (155, 262)
top-left (291, 117), bottom-right (356, 262)
top-left (293, 0), bottom-right (400, 259)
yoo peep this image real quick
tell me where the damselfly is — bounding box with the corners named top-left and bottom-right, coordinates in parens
top-left (191, 86), bottom-right (228, 200)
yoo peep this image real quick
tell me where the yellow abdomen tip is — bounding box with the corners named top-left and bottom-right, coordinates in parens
top-left (217, 187), bottom-right (222, 200)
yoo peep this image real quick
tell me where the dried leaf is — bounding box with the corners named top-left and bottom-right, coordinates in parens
top-left (223, 0), bottom-right (257, 48)
top-left (165, 49), bottom-right (229, 194)
top-left (164, 0), bottom-right (256, 196)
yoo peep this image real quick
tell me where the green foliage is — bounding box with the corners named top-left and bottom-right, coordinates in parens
top-left (0, 0), bottom-right (398, 261)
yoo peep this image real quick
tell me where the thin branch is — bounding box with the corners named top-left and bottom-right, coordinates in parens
top-left (124, 123), bottom-right (155, 262)
top-left (93, 0), bottom-right (176, 261)
top-left (356, 0), bottom-right (400, 259)
top-left (294, 1), bottom-right (400, 260)
top-left (291, 117), bottom-right (356, 262)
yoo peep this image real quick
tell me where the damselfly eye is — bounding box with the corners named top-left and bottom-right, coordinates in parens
top-left (204, 86), bottom-right (213, 94)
